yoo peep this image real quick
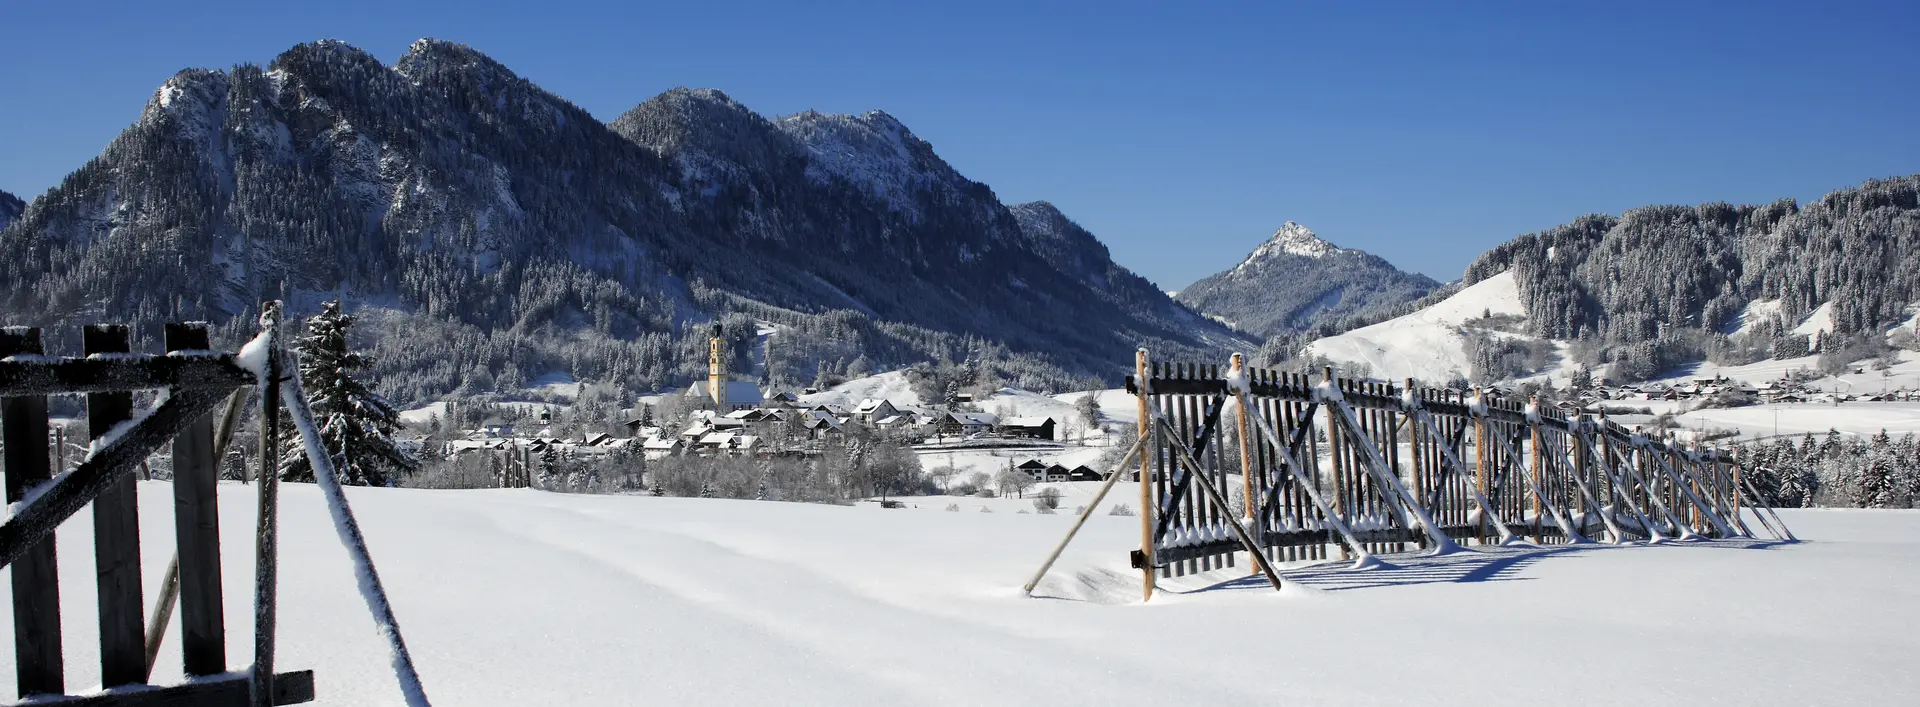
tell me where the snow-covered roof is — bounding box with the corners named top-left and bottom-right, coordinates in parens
top-left (952, 412), bottom-right (998, 426)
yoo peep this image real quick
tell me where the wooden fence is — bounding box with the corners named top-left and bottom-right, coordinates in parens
top-left (0, 312), bottom-right (313, 706)
top-left (1118, 352), bottom-right (1793, 600)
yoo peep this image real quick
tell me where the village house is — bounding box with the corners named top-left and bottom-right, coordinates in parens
top-left (852, 398), bottom-right (899, 424)
top-left (997, 416), bottom-right (1056, 440)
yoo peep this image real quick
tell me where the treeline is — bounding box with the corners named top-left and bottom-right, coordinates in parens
top-left (1736, 430), bottom-right (1920, 509)
top-left (410, 434), bottom-right (934, 504)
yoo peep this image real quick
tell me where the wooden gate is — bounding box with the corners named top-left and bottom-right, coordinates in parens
top-left (1, 311), bottom-right (313, 705)
top-left (1120, 352), bottom-right (1786, 600)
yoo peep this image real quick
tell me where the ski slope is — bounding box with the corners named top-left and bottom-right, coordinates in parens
top-left (3, 483), bottom-right (1916, 705)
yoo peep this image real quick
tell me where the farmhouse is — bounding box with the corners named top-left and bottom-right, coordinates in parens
top-left (998, 416), bottom-right (1056, 440)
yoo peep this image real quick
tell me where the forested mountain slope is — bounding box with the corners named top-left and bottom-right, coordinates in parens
top-left (1292, 176), bottom-right (1920, 384)
top-left (0, 39), bottom-right (1241, 402)
top-left (0, 190), bottom-right (22, 230)
top-left (1176, 222), bottom-right (1439, 338)
top-left (1459, 176), bottom-right (1920, 379)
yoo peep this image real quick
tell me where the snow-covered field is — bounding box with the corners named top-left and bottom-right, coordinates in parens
top-left (1667, 401), bottom-right (1920, 441)
top-left (5, 483), bottom-right (1916, 705)
top-left (1303, 271), bottom-right (1536, 384)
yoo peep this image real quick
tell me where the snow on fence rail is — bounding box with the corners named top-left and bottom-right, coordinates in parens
top-left (0, 303), bottom-right (427, 706)
top-left (1033, 351), bottom-right (1794, 602)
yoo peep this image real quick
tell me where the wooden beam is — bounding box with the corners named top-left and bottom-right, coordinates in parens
top-left (167, 323), bottom-right (227, 676)
top-left (1156, 418), bottom-right (1285, 592)
top-left (1022, 437), bottom-right (1144, 594)
top-left (0, 355), bottom-right (254, 398)
top-left (2, 326), bottom-right (63, 697)
top-left (85, 324), bottom-right (147, 688)
top-left (2, 670), bottom-right (314, 707)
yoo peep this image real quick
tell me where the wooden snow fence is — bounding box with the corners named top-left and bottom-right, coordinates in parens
top-left (1023, 350), bottom-right (1794, 602)
top-left (0, 311), bottom-right (312, 706)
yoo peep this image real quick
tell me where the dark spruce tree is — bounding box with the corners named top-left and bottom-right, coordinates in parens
top-left (282, 300), bottom-right (418, 486)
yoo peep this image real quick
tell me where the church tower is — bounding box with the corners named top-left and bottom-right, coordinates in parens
top-left (708, 323), bottom-right (727, 409)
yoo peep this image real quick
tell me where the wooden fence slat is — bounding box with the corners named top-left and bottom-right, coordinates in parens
top-left (2, 326), bottom-right (64, 696)
top-left (84, 324), bottom-right (147, 687)
top-left (166, 323), bottom-right (227, 676)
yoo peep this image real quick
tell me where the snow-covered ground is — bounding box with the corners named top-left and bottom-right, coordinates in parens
top-left (1656, 349), bottom-right (1920, 394)
top-left (1303, 271), bottom-right (1536, 383)
top-left (797, 370), bottom-right (924, 408)
top-left (5, 483), bottom-right (1915, 705)
top-left (1659, 401), bottom-right (1920, 441)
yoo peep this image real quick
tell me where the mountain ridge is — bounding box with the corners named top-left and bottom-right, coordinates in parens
top-left (0, 38), bottom-right (1245, 403)
top-left (1175, 222), bottom-right (1441, 338)
top-left (0, 190), bottom-right (22, 230)
top-left (1290, 175), bottom-right (1920, 385)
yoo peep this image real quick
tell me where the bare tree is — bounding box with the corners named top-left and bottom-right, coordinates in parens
top-left (996, 468), bottom-right (1036, 499)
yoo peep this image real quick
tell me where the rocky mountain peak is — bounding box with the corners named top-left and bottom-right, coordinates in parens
top-left (1238, 221), bottom-right (1338, 268)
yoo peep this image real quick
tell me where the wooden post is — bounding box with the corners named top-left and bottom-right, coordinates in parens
top-left (1729, 448), bottom-right (1743, 528)
top-left (1473, 389), bottom-right (1489, 545)
top-left (83, 324), bottom-right (147, 687)
top-left (1528, 396), bottom-right (1543, 544)
top-left (1134, 349), bottom-right (1154, 602)
top-left (254, 303), bottom-right (283, 707)
top-left (216, 386), bottom-right (252, 483)
top-left (1230, 354), bottom-right (1258, 570)
top-left (167, 323), bottom-right (227, 676)
top-left (2, 326), bottom-right (63, 697)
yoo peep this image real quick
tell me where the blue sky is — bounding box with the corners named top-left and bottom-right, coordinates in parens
top-left (4, 1), bottom-right (1916, 288)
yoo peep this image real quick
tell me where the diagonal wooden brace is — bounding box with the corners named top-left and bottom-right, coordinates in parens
top-left (1156, 418), bottom-right (1285, 591)
top-left (1413, 411), bottom-right (1519, 544)
top-left (1482, 422), bottom-right (1589, 543)
top-left (0, 386), bottom-right (233, 572)
top-left (1325, 399), bottom-right (1461, 553)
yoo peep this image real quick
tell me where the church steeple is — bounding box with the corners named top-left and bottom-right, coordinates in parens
top-left (708, 323), bottom-right (726, 408)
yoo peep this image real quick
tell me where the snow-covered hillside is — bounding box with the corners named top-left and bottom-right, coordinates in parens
top-left (4, 483), bottom-right (1915, 705)
top-left (797, 370), bottom-right (925, 408)
top-left (1303, 270), bottom-right (1542, 383)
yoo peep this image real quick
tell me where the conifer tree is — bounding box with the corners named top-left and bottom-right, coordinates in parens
top-left (282, 300), bottom-right (418, 486)
top-left (1861, 430), bottom-right (1897, 508)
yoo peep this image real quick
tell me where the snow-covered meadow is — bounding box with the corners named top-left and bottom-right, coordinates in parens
top-left (4, 483), bottom-right (1916, 705)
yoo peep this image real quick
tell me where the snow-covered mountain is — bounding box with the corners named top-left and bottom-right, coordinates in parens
top-left (0, 190), bottom-right (22, 230)
top-left (0, 39), bottom-right (1240, 402)
top-left (1175, 222), bottom-right (1439, 337)
top-left (1298, 176), bottom-right (1920, 386)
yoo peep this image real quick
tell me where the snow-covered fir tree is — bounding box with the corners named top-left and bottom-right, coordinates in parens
top-left (282, 300), bottom-right (418, 486)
